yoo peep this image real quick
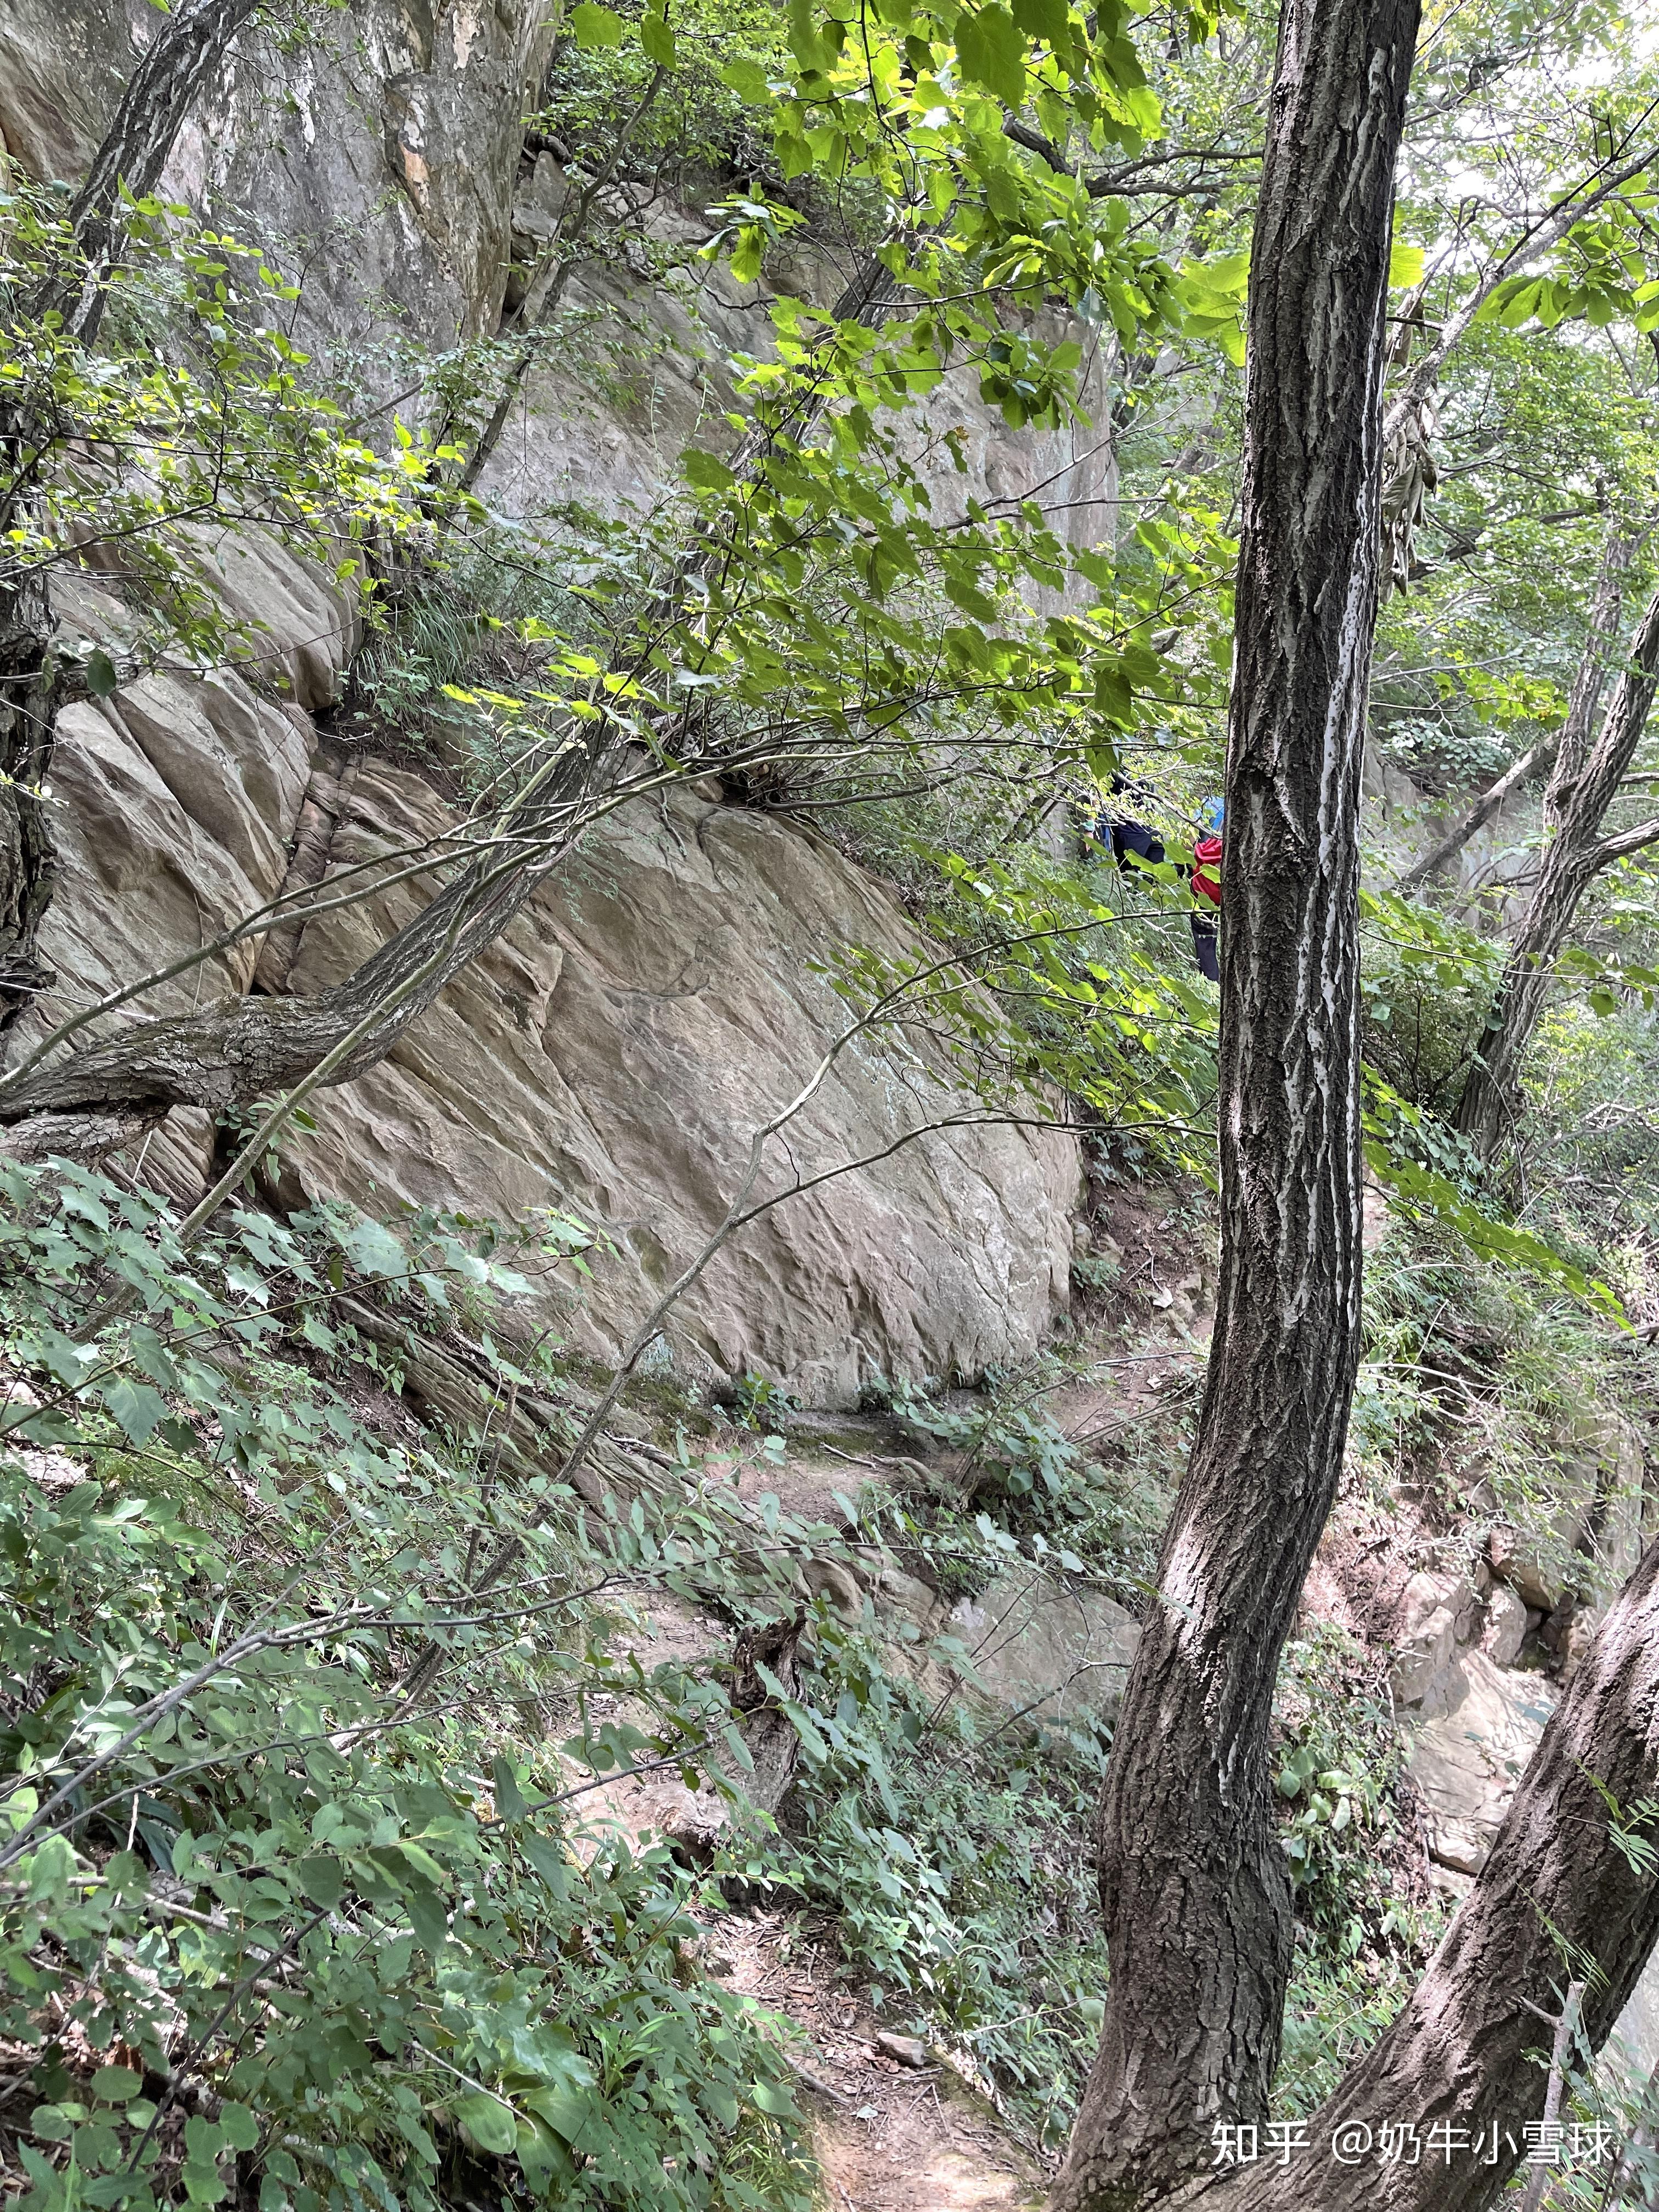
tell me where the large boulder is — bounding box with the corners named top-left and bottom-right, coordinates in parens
top-left (1406, 1650), bottom-right (1556, 1877)
top-left (946, 1568), bottom-right (1140, 1726)
top-left (277, 765), bottom-right (1080, 1406)
top-left (1390, 1570), bottom-right (1482, 1718)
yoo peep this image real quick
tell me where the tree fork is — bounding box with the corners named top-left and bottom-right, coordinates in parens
top-left (1050, 0), bottom-right (1419, 2198)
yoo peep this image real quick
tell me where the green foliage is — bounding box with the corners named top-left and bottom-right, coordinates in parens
top-left (875, 1358), bottom-right (1171, 1608)
top-left (1, 189), bottom-right (438, 651)
top-left (0, 1161), bottom-right (818, 2212)
top-left (783, 1618), bottom-right (1114, 2151)
top-left (1357, 1202), bottom-right (1651, 1608)
top-left (1272, 1628), bottom-right (1448, 2115)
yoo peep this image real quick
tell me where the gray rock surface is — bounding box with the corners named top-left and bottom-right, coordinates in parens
top-left (1480, 1583), bottom-right (1528, 1668)
top-left (0, 0), bottom-right (132, 179)
top-left (12, 543), bottom-right (354, 1204)
top-left (276, 764), bottom-right (1080, 1404)
top-left (947, 1568), bottom-right (1141, 1726)
top-left (867, 1562), bottom-right (1139, 1726)
top-left (166, 0), bottom-right (557, 381)
top-left (1390, 1570), bottom-right (1482, 1719)
top-left (1406, 1650), bottom-right (1556, 1877)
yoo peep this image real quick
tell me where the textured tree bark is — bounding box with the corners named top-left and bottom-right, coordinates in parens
top-left (1392, 525), bottom-right (1632, 895)
top-left (1202, 1531), bottom-right (1659, 2212)
top-left (49, 0), bottom-right (266, 345)
top-left (0, 0), bottom-right (263, 1034)
top-left (1455, 578), bottom-right (1659, 1158)
top-left (0, 597), bottom-right (58, 1033)
top-left (1048, 0), bottom-right (1418, 2204)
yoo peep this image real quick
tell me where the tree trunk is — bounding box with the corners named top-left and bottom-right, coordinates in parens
top-left (49, 0), bottom-right (265, 345)
top-left (0, 731), bottom-right (612, 1132)
top-left (1454, 578), bottom-right (1659, 1159)
top-left (1392, 524), bottom-right (1633, 895)
top-left (0, 0), bottom-right (263, 1033)
top-left (1048, 0), bottom-right (1418, 2202)
top-left (0, 582), bottom-right (58, 1031)
top-left (1204, 1528), bottom-right (1659, 2212)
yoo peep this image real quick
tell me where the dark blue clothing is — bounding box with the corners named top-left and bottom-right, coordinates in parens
top-left (1111, 816), bottom-right (1165, 871)
top-left (1191, 911), bottom-right (1219, 981)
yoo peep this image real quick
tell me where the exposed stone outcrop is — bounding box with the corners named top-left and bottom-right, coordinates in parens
top-left (858, 1560), bottom-right (1139, 1725)
top-left (9, 539), bottom-right (354, 1200)
top-left (167, 0), bottom-right (558, 379)
top-left (0, 0), bottom-right (132, 179)
top-left (272, 763), bottom-right (1080, 1406)
top-left (2, 3), bottom-right (1086, 1404)
top-left (475, 180), bottom-right (1118, 602)
top-left (1405, 1651), bottom-right (1556, 1880)
top-left (1486, 1410), bottom-right (1647, 1619)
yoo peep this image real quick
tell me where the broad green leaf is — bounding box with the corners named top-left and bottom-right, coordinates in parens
top-left (682, 447), bottom-right (736, 492)
top-left (522, 2085), bottom-right (596, 2144)
top-left (956, 4), bottom-right (1026, 104)
top-left (454, 2093), bottom-right (517, 2157)
top-left (720, 56), bottom-right (771, 100)
top-left (295, 1853), bottom-right (345, 1909)
top-left (1389, 240), bottom-right (1425, 289)
top-left (640, 7), bottom-right (676, 65)
top-left (570, 0), bottom-right (624, 42)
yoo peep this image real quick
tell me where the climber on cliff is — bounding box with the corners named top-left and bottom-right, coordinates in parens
top-left (1190, 795), bottom-right (1222, 981)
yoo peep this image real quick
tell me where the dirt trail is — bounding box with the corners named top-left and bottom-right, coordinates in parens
top-left (712, 1911), bottom-right (1043, 2212)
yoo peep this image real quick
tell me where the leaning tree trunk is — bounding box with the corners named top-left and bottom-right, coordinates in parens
top-left (1048, 0), bottom-right (1418, 2205)
top-left (1205, 1528), bottom-right (1659, 2212)
top-left (1393, 523), bottom-right (1633, 896)
top-left (1455, 577), bottom-right (1659, 1159)
top-left (0, 0), bottom-right (263, 1033)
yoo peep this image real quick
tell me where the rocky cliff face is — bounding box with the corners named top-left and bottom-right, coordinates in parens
top-left (26, 550), bottom-right (1077, 1400)
top-left (1, 0), bottom-right (1090, 1402)
top-left (280, 762), bottom-right (1079, 1403)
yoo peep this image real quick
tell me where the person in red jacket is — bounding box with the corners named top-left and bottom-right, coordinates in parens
top-left (1190, 796), bottom-right (1222, 980)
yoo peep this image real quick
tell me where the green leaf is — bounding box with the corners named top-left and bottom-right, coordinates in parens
top-left (1389, 240), bottom-right (1425, 290)
top-left (490, 1753), bottom-right (530, 1823)
top-left (402, 1879), bottom-right (450, 1951)
top-left (1010, 0), bottom-right (1068, 41)
top-left (956, 4), bottom-right (1026, 103)
top-left (84, 647), bottom-right (121, 699)
top-left (522, 2085), bottom-right (596, 2145)
top-left (101, 1376), bottom-right (169, 1447)
top-left (683, 447), bottom-right (735, 492)
top-left (453, 2093), bottom-right (517, 2157)
top-left (217, 2104), bottom-right (259, 2153)
top-left (720, 56), bottom-right (771, 100)
top-left (27, 1833), bottom-right (76, 1905)
top-left (751, 2078), bottom-right (795, 2116)
top-left (92, 2069), bottom-right (141, 2106)
top-left (337, 1215), bottom-right (407, 1280)
top-left (295, 1854), bottom-right (345, 1909)
top-left (640, 7), bottom-right (676, 64)
top-left (570, 0), bottom-right (624, 43)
